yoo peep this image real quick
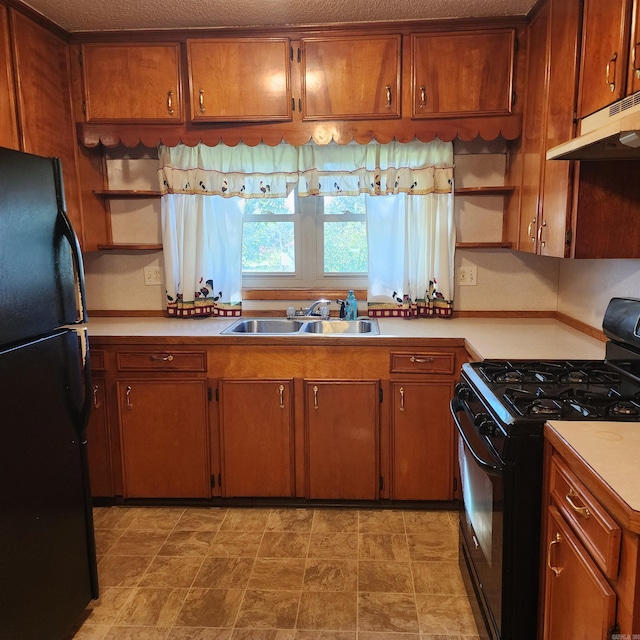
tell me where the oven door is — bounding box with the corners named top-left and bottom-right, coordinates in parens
top-left (452, 396), bottom-right (504, 640)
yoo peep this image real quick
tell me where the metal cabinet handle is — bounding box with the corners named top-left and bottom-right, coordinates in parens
top-left (419, 85), bottom-right (426, 110)
top-left (150, 354), bottom-right (174, 362)
top-left (125, 385), bottom-right (133, 410)
top-left (537, 221), bottom-right (547, 248)
top-left (606, 52), bottom-right (617, 92)
top-left (93, 384), bottom-right (102, 409)
top-left (547, 532), bottom-right (563, 577)
top-left (399, 387), bottom-right (405, 412)
top-left (313, 385), bottom-right (319, 410)
top-left (385, 85), bottom-right (392, 109)
top-left (527, 219), bottom-right (536, 241)
top-left (634, 43), bottom-right (640, 79)
top-left (410, 356), bottom-right (434, 363)
top-left (199, 88), bottom-right (206, 113)
top-left (566, 489), bottom-right (591, 519)
top-left (167, 90), bottom-right (175, 115)
top-left (279, 384), bottom-right (285, 409)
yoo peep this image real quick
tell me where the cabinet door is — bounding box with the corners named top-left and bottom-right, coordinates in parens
top-left (300, 35), bottom-right (400, 120)
top-left (411, 30), bottom-right (514, 118)
top-left (86, 377), bottom-right (113, 497)
top-left (543, 506), bottom-right (617, 640)
top-left (578, 0), bottom-right (632, 118)
top-left (10, 10), bottom-right (84, 241)
top-left (0, 6), bottom-right (18, 150)
top-left (82, 43), bottom-right (183, 122)
top-left (188, 38), bottom-right (291, 122)
top-left (391, 381), bottom-right (453, 501)
top-left (627, 0), bottom-right (640, 94)
top-left (118, 380), bottom-right (210, 498)
top-left (305, 380), bottom-right (379, 500)
top-left (219, 379), bottom-right (294, 497)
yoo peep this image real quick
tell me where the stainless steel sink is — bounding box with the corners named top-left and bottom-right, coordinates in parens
top-left (221, 317), bottom-right (379, 336)
top-left (302, 319), bottom-right (379, 335)
top-left (221, 319), bottom-right (304, 334)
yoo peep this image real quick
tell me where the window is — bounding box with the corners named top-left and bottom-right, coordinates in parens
top-left (241, 191), bottom-right (368, 289)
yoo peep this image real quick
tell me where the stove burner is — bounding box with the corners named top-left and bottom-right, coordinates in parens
top-left (560, 371), bottom-right (589, 384)
top-left (496, 371), bottom-right (523, 383)
top-left (529, 401), bottom-right (561, 416)
top-left (609, 402), bottom-right (639, 417)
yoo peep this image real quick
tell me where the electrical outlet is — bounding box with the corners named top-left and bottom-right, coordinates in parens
top-left (458, 266), bottom-right (477, 286)
top-left (143, 266), bottom-right (162, 286)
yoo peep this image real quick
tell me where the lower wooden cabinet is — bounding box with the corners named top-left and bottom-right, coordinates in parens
top-left (305, 380), bottom-right (379, 500)
top-left (391, 381), bottom-right (454, 500)
top-left (117, 379), bottom-right (210, 498)
top-left (85, 376), bottom-right (113, 497)
top-left (543, 505), bottom-right (617, 639)
top-left (219, 379), bottom-right (295, 497)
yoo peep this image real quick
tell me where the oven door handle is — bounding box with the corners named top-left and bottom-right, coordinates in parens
top-left (451, 398), bottom-right (504, 475)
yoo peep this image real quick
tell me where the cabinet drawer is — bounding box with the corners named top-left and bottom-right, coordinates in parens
top-left (390, 351), bottom-right (455, 374)
top-left (116, 350), bottom-right (207, 372)
top-left (550, 454), bottom-right (621, 579)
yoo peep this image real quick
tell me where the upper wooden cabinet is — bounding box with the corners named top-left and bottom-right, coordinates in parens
top-left (81, 43), bottom-right (183, 122)
top-left (187, 38), bottom-right (292, 122)
top-left (0, 6), bottom-right (18, 150)
top-left (300, 35), bottom-right (401, 120)
top-left (577, 0), bottom-right (633, 119)
top-left (410, 29), bottom-right (515, 118)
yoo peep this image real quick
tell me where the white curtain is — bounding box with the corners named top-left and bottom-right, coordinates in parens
top-left (158, 139), bottom-right (454, 319)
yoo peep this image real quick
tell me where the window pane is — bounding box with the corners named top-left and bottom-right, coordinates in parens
top-left (243, 221), bottom-right (295, 272)
top-left (324, 220), bottom-right (368, 273)
top-left (244, 193), bottom-right (295, 215)
top-left (323, 194), bottom-right (366, 216)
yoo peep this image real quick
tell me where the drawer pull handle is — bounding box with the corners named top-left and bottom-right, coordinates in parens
top-left (547, 532), bottom-right (563, 577)
top-left (93, 384), bottom-right (102, 409)
top-left (419, 85), bottom-right (426, 109)
top-left (566, 489), bottom-right (591, 519)
top-left (385, 85), bottom-right (392, 109)
top-left (279, 384), bottom-right (285, 409)
top-left (410, 356), bottom-right (434, 364)
top-left (313, 385), bottom-right (319, 410)
top-left (606, 52), bottom-right (617, 92)
top-left (150, 354), bottom-right (174, 362)
top-left (399, 387), bottom-right (405, 411)
top-left (166, 90), bottom-right (175, 116)
top-left (199, 88), bottom-right (206, 113)
top-left (125, 385), bottom-right (133, 410)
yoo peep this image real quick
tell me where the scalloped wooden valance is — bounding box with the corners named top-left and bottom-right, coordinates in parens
top-left (76, 115), bottom-right (522, 149)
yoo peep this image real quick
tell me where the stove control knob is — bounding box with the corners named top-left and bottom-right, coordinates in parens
top-left (475, 415), bottom-right (497, 437)
top-left (455, 383), bottom-right (471, 400)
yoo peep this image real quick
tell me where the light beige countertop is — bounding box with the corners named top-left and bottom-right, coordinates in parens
top-left (546, 421), bottom-right (640, 532)
top-left (85, 316), bottom-right (606, 361)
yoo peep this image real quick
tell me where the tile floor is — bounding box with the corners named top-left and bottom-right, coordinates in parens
top-left (68, 506), bottom-right (481, 640)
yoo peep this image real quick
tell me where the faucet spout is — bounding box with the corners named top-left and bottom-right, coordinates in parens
top-left (304, 299), bottom-right (331, 316)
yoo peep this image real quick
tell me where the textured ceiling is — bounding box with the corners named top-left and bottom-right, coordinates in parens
top-left (22, 0), bottom-right (536, 32)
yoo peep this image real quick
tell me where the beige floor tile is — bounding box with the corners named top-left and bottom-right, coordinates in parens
top-left (108, 530), bottom-right (170, 556)
top-left (358, 562), bottom-right (414, 593)
top-left (249, 558), bottom-right (306, 590)
top-left (358, 511), bottom-right (406, 534)
top-left (411, 562), bottom-right (467, 596)
top-left (194, 557), bottom-right (254, 589)
top-left (258, 532), bottom-right (310, 558)
top-left (294, 632), bottom-right (355, 640)
top-left (235, 589), bottom-right (301, 629)
top-left (167, 629), bottom-right (233, 640)
top-left (233, 630), bottom-right (295, 640)
top-left (140, 556), bottom-right (204, 588)
top-left (220, 509), bottom-right (271, 532)
top-left (402, 511), bottom-right (457, 535)
top-left (94, 529), bottom-right (124, 556)
top-left (307, 534), bottom-right (358, 559)
top-left (81, 587), bottom-right (136, 626)
top-left (175, 588), bottom-right (244, 627)
top-left (126, 508), bottom-right (186, 531)
top-left (405, 534), bottom-right (458, 562)
top-left (357, 593), bottom-right (419, 633)
top-left (115, 586), bottom-right (187, 627)
top-left (175, 508), bottom-right (229, 531)
top-left (296, 591), bottom-right (357, 631)
top-left (97, 555), bottom-right (153, 587)
top-left (266, 509), bottom-right (314, 532)
top-left (302, 559), bottom-right (357, 592)
top-left (311, 510), bottom-right (358, 533)
top-left (357, 633), bottom-right (420, 640)
top-left (92, 507), bottom-right (138, 530)
top-left (208, 532), bottom-right (264, 558)
top-left (158, 530), bottom-right (216, 557)
top-left (415, 594), bottom-right (479, 636)
top-left (358, 534), bottom-right (410, 562)
top-left (104, 627), bottom-right (171, 639)
top-left (66, 623), bottom-right (111, 640)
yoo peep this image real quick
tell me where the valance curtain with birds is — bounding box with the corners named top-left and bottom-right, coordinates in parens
top-left (157, 139), bottom-right (455, 318)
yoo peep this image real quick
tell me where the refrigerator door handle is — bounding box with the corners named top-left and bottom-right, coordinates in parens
top-left (53, 158), bottom-right (88, 324)
top-left (76, 327), bottom-right (93, 437)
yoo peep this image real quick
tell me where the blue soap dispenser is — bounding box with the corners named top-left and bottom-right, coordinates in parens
top-left (346, 290), bottom-right (358, 320)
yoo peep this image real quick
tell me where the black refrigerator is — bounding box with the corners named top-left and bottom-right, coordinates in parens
top-left (0, 147), bottom-right (98, 639)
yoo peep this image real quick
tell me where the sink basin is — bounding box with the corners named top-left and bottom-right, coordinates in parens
top-left (221, 319), bottom-right (304, 334)
top-left (221, 317), bottom-right (379, 336)
top-left (303, 319), bottom-right (379, 335)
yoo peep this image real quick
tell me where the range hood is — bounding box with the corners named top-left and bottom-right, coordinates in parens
top-left (547, 91), bottom-right (640, 160)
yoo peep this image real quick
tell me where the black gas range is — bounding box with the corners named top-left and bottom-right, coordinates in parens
top-left (451, 298), bottom-right (640, 640)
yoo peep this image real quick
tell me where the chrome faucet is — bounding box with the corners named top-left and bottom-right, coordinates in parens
top-left (288, 299), bottom-right (330, 318)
